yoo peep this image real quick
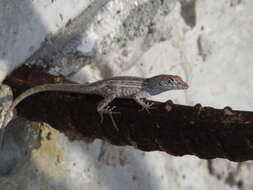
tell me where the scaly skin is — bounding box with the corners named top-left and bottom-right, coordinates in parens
top-left (0, 74), bottom-right (188, 147)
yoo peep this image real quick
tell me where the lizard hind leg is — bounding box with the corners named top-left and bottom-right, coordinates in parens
top-left (97, 93), bottom-right (119, 130)
top-left (100, 106), bottom-right (119, 130)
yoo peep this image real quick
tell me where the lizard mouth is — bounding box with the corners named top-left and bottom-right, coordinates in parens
top-left (179, 82), bottom-right (189, 89)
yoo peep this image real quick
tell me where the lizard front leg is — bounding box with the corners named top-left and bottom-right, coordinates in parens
top-left (134, 92), bottom-right (153, 113)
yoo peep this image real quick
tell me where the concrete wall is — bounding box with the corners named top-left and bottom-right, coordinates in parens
top-left (1, 0), bottom-right (253, 189)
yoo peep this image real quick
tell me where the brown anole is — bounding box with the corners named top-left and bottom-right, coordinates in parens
top-left (0, 75), bottom-right (188, 146)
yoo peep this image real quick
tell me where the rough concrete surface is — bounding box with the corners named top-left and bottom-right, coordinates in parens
top-left (1, 0), bottom-right (253, 189)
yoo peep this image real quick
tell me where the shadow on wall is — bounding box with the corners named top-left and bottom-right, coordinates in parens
top-left (0, 119), bottom-right (159, 190)
top-left (0, 0), bottom-right (48, 73)
top-left (0, 0), bottom-right (50, 179)
top-left (0, 0), bottom-right (109, 77)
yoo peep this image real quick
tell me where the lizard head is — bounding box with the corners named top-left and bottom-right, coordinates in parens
top-left (145, 75), bottom-right (189, 95)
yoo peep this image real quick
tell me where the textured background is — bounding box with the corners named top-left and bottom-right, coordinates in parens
top-left (1, 0), bottom-right (253, 189)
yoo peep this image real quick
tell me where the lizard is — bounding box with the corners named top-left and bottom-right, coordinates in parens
top-left (0, 74), bottom-right (188, 146)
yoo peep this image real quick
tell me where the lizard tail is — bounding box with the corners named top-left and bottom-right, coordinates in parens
top-left (0, 83), bottom-right (97, 148)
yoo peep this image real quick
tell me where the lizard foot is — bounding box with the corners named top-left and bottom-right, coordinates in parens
top-left (139, 102), bottom-right (154, 113)
top-left (98, 106), bottom-right (120, 130)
